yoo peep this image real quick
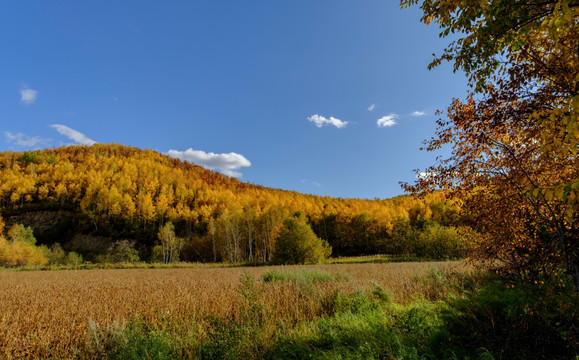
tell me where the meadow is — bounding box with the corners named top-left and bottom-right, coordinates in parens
top-left (0, 261), bottom-right (464, 359)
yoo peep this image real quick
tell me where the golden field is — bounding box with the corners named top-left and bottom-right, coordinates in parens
top-left (0, 261), bottom-right (465, 358)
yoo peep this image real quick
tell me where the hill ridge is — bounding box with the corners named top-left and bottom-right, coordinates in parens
top-left (0, 144), bottom-right (459, 262)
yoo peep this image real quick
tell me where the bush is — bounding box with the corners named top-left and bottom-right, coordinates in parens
top-left (105, 240), bottom-right (140, 263)
top-left (417, 224), bottom-right (469, 259)
top-left (7, 224), bottom-right (36, 245)
top-left (385, 220), bottom-right (472, 260)
top-left (0, 224), bottom-right (48, 267)
top-left (0, 238), bottom-right (48, 267)
top-left (428, 278), bottom-right (579, 359)
top-left (64, 251), bottom-right (83, 266)
top-left (272, 217), bottom-right (331, 265)
top-left (48, 243), bottom-right (66, 265)
top-left (148, 245), bottom-right (164, 263)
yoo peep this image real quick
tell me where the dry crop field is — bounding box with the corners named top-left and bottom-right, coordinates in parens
top-left (0, 261), bottom-right (464, 358)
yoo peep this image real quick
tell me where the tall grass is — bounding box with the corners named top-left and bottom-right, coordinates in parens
top-left (84, 270), bottom-right (579, 360)
top-left (2, 261), bottom-right (576, 359)
top-left (262, 268), bottom-right (349, 283)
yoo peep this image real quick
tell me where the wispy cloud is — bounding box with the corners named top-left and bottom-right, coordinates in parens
top-left (377, 113), bottom-right (399, 128)
top-left (367, 103), bottom-right (377, 111)
top-left (307, 114), bottom-right (348, 129)
top-left (4, 131), bottom-right (50, 148)
top-left (301, 179), bottom-right (321, 187)
top-left (411, 111), bottom-right (426, 117)
top-left (50, 124), bottom-right (97, 145)
top-left (167, 148), bottom-right (251, 178)
top-left (20, 87), bottom-right (38, 105)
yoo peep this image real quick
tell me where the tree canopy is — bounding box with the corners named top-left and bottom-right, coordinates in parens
top-left (0, 144), bottom-right (465, 263)
top-left (272, 216), bottom-right (331, 265)
top-left (403, 0), bottom-right (579, 288)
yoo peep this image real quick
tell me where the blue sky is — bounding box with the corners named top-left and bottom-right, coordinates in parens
top-left (1, 1), bottom-right (467, 199)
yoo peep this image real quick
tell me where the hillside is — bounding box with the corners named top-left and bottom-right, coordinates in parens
top-left (0, 144), bottom-right (462, 262)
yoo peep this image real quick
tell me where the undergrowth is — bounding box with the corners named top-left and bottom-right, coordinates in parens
top-left (83, 269), bottom-right (579, 359)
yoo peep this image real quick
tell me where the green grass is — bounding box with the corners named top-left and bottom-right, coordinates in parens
top-left (0, 260), bottom-right (273, 272)
top-left (82, 270), bottom-right (579, 360)
top-left (87, 318), bottom-right (182, 360)
top-left (327, 256), bottom-right (423, 264)
top-left (262, 268), bottom-right (349, 283)
top-left (0, 255), bottom-right (458, 272)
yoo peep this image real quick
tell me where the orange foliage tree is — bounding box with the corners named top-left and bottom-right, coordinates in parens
top-left (402, 0), bottom-right (579, 288)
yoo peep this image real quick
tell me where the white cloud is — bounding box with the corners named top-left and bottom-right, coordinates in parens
top-left (367, 103), bottom-right (377, 111)
top-left (20, 87), bottom-right (38, 105)
top-left (50, 124), bottom-right (97, 145)
top-left (411, 111), bottom-right (426, 117)
top-left (417, 171), bottom-right (437, 179)
top-left (4, 131), bottom-right (49, 148)
top-left (307, 114), bottom-right (348, 129)
top-left (377, 113), bottom-right (399, 128)
top-left (167, 148), bottom-right (251, 178)
top-left (301, 179), bottom-right (321, 187)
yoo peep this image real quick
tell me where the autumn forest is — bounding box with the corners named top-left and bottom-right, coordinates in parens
top-left (1, 0), bottom-right (579, 358)
top-left (0, 144), bottom-right (469, 266)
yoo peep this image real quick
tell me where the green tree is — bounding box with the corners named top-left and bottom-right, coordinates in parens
top-left (106, 240), bottom-right (140, 263)
top-left (272, 217), bottom-right (331, 265)
top-left (7, 224), bottom-right (36, 245)
top-left (48, 243), bottom-right (66, 265)
top-left (385, 219), bottom-right (419, 257)
top-left (418, 224), bottom-right (470, 260)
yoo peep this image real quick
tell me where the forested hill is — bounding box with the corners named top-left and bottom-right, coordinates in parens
top-left (0, 144), bottom-right (461, 262)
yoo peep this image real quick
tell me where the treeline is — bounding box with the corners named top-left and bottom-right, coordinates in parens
top-left (185, 207), bottom-right (470, 263)
top-left (0, 144), bottom-right (472, 264)
top-left (0, 219), bottom-right (83, 267)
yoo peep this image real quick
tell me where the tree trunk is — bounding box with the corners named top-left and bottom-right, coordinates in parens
top-left (567, 249), bottom-right (579, 293)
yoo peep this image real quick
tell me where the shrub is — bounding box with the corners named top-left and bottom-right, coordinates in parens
top-left (384, 219), bottom-right (419, 257)
top-left (0, 224), bottom-right (48, 267)
top-left (7, 224), bottom-right (36, 245)
top-left (64, 251), bottom-right (83, 266)
top-left (106, 240), bottom-right (140, 263)
top-left (149, 245), bottom-right (164, 263)
top-left (272, 217), bottom-right (331, 265)
top-left (385, 220), bottom-right (472, 260)
top-left (418, 224), bottom-right (470, 259)
top-left (48, 243), bottom-right (66, 265)
top-left (0, 237), bottom-right (48, 267)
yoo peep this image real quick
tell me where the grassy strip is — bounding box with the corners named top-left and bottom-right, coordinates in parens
top-left (262, 268), bottom-right (349, 283)
top-left (327, 256), bottom-right (423, 264)
top-left (0, 261), bottom-right (274, 272)
top-left (0, 256), bottom-right (455, 272)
